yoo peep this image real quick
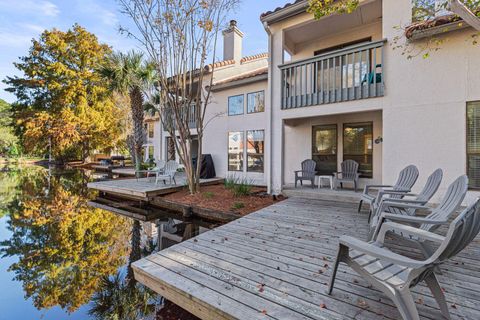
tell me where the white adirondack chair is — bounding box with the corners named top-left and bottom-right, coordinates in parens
top-left (328, 197), bottom-right (480, 320)
top-left (358, 164), bottom-right (419, 216)
top-left (147, 159), bottom-right (166, 178)
top-left (155, 160), bottom-right (179, 185)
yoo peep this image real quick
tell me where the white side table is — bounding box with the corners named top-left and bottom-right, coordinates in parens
top-left (317, 175), bottom-right (334, 190)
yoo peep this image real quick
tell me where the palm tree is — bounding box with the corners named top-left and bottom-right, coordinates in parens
top-left (101, 51), bottom-right (155, 174)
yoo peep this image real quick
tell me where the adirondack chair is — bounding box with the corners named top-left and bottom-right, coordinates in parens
top-left (294, 159), bottom-right (316, 188)
top-left (155, 160), bottom-right (179, 185)
top-left (328, 197), bottom-right (480, 320)
top-left (333, 160), bottom-right (360, 192)
top-left (369, 168), bottom-right (443, 238)
top-left (147, 159), bottom-right (166, 178)
top-left (370, 175), bottom-right (468, 257)
top-left (358, 164), bottom-right (419, 215)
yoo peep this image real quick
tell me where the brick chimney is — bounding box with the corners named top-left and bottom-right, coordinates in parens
top-left (222, 20), bottom-right (243, 62)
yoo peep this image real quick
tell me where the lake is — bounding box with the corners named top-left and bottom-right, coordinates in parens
top-left (0, 164), bottom-right (206, 320)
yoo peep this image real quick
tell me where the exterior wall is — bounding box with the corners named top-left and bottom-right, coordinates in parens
top-left (283, 111), bottom-right (382, 188)
top-left (204, 80), bottom-right (269, 185)
top-left (381, 0), bottom-right (480, 203)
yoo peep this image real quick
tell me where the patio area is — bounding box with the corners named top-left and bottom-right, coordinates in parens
top-left (132, 197), bottom-right (480, 320)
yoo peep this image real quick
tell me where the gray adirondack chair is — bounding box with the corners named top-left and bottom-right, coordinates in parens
top-left (155, 160), bottom-right (179, 185)
top-left (371, 175), bottom-right (468, 256)
top-left (147, 159), bottom-right (166, 178)
top-left (294, 159), bottom-right (316, 188)
top-left (358, 164), bottom-right (419, 215)
top-left (369, 168), bottom-right (443, 237)
top-left (334, 160), bottom-right (360, 192)
top-left (328, 197), bottom-right (480, 320)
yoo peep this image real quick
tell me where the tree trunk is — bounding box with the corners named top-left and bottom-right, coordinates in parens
top-left (127, 219), bottom-right (142, 288)
top-left (130, 86), bottom-right (144, 176)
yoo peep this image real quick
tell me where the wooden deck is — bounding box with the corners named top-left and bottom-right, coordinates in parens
top-left (133, 198), bottom-right (480, 320)
top-left (87, 176), bottom-right (223, 200)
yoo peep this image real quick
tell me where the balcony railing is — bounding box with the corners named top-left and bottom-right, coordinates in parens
top-left (163, 104), bottom-right (197, 131)
top-left (279, 39), bottom-right (386, 110)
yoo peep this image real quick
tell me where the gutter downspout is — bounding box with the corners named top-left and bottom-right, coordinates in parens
top-left (263, 21), bottom-right (275, 195)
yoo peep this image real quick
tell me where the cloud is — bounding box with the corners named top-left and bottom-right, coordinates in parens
top-left (0, 0), bottom-right (60, 17)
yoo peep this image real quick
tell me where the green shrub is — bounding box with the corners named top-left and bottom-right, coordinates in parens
top-left (225, 176), bottom-right (253, 197)
top-left (224, 176), bottom-right (237, 189)
top-left (231, 201), bottom-right (245, 210)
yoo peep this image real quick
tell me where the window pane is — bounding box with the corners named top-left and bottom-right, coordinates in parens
top-left (228, 95), bottom-right (244, 116)
top-left (228, 131), bottom-right (243, 171)
top-left (467, 101), bottom-right (480, 188)
top-left (247, 130), bottom-right (264, 172)
top-left (247, 91), bottom-right (265, 113)
top-left (343, 122), bottom-right (373, 178)
top-left (148, 146), bottom-right (154, 159)
top-left (312, 125), bottom-right (337, 175)
top-left (148, 123), bottom-right (154, 138)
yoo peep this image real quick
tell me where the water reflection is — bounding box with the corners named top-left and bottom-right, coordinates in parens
top-left (0, 165), bottom-right (209, 319)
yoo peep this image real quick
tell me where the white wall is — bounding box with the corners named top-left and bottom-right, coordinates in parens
top-left (203, 80), bottom-right (269, 185)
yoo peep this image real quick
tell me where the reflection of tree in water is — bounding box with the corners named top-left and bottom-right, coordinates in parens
top-left (0, 166), bottom-right (131, 313)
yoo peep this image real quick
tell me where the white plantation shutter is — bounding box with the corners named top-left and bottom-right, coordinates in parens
top-left (467, 101), bottom-right (480, 188)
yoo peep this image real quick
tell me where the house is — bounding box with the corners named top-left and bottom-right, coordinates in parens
top-left (146, 0), bottom-right (480, 202)
top-left (144, 20), bottom-right (269, 185)
top-left (261, 0), bottom-right (480, 202)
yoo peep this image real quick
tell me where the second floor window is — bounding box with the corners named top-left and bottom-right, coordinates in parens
top-left (247, 91), bottom-right (265, 113)
top-left (228, 95), bottom-right (244, 116)
top-left (148, 123), bottom-right (154, 138)
top-left (467, 101), bottom-right (480, 189)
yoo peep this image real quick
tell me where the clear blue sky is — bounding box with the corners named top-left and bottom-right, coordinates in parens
top-left (0, 0), bottom-right (288, 103)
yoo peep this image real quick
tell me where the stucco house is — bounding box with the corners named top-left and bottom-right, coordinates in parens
top-left (146, 0), bottom-right (480, 202)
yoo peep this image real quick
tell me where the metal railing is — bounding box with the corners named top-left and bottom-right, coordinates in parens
top-left (163, 104), bottom-right (197, 131)
top-left (279, 39), bottom-right (386, 109)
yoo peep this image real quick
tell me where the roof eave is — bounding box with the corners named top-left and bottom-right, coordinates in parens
top-left (260, 1), bottom-right (308, 25)
top-left (210, 73), bottom-right (268, 92)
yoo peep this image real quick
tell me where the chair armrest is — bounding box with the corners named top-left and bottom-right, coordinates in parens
top-left (381, 198), bottom-right (426, 204)
top-left (381, 213), bottom-right (447, 226)
top-left (377, 222), bottom-right (445, 244)
top-left (339, 236), bottom-right (426, 268)
top-left (380, 191), bottom-right (418, 197)
top-left (379, 201), bottom-right (430, 211)
top-left (364, 184), bottom-right (392, 193)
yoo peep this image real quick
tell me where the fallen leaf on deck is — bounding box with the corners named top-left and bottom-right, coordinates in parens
top-left (261, 309), bottom-right (267, 315)
top-left (416, 298), bottom-right (424, 305)
top-left (357, 299), bottom-right (369, 308)
top-left (320, 303), bottom-right (326, 309)
top-left (451, 304), bottom-right (457, 309)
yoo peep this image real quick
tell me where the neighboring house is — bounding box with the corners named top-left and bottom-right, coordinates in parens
top-left (261, 0), bottom-right (480, 202)
top-left (146, 20), bottom-right (269, 185)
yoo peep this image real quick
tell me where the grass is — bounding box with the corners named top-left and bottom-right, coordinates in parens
top-left (224, 176), bottom-right (253, 197)
top-left (203, 191), bottom-right (215, 199)
top-left (231, 201), bottom-right (245, 210)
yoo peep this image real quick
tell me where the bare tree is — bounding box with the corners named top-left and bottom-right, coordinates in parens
top-left (118, 0), bottom-right (239, 193)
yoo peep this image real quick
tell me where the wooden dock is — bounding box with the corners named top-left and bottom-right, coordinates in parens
top-left (87, 176), bottom-right (224, 200)
top-left (133, 198), bottom-right (480, 320)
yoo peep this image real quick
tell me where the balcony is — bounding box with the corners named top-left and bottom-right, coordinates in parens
top-left (163, 104), bottom-right (197, 131)
top-left (279, 40), bottom-right (386, 110)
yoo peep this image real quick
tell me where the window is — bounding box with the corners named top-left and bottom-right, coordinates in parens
top-left (312, 125), bottom-right (337, 175)
top-left (148, 146), bottom-right (154, 159)
top-left (247, 130), bottom-right (264, 172)
top-left (247, 91), bottom-right (265, 113)
top-left (228, 131), bottom-right (244, 171)
top-left (343, 122), bottom-right (373, 178)
top-left (228, 95), bottom-right (244, 116)
top-left (467, 101), bottom-right (480, 189)
top-left (148, 122), bottom-right (154, 138)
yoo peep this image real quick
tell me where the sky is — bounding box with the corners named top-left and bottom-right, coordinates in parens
top-left (0, 0), bottom-right (289, 103)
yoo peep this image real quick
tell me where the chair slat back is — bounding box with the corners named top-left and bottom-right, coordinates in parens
top-left (301, 159), bottom-right (316, 178)
top-left (388, 165), bottom-right (419, 200)
top-left (341, 160), bottom-right (359, 180)
top-left (421, 175), bottom-right (468, 232)
top-left (155, 159), bottom-right (166, 170)
top-left (164, 160), bottom-right (179, 176)
top-left (432, 198), bottom-right (480, 263)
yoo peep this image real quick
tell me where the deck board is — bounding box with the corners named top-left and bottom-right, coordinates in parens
top-left (132, 198), bottom-right (480, 320)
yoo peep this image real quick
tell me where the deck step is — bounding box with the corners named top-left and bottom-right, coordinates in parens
top-left (282, 187), bottom-right (362, 203)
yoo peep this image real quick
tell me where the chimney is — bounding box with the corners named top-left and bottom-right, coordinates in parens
top-left (222, 20), bottom-right (243, 62)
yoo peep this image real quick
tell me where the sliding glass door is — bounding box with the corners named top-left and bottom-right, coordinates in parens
top-left (312, 125), bottom-right (337, 175)
top-left (343, 122), bottom-right (373, 178)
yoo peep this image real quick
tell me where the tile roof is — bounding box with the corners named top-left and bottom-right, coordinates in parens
top-left (405, 10), bottom-right (480, 39)
top-left (205, 59), bottom-right (235, 72)
top-left (212, 67), bottom-right (268, 87)
top-left (260, 0), bottom-right (305, 19)
top-left (240, 52), bottom-right (269, 63)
